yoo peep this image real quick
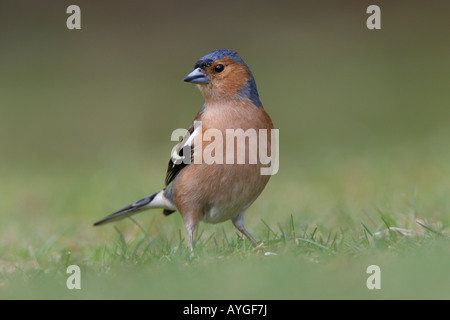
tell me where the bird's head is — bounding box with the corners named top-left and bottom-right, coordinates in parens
top-left (183, 49), bottom-right (262, 107)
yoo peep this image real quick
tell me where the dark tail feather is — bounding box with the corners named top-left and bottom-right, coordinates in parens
top-left (163, 209), bottom-right (176, 216)
top-left (93, 192), bottom-right (158, 226)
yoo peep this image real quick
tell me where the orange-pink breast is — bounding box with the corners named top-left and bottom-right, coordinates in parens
top-left (173, 99), bottom-right (274, 224)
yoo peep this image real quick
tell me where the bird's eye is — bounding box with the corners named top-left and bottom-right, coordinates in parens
top-left (214, 64), bottom-right (224, 73)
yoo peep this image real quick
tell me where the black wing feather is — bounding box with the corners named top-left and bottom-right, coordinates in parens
top-left (164, 123), bottom-right (196, 186)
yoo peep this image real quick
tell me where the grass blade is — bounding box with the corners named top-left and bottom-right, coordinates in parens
top-left (296, 237), bottom-right (336, 254)
top-left (416, 221), bottom-right (445, 237)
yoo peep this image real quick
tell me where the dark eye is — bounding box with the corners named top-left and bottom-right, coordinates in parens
top-left (214, 64), bottom-right (224, 73)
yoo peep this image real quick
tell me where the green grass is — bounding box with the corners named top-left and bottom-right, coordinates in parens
top-left (0, 156), bottom-right (448, 299)
top-left (1, 129), bottom-right (449, 300)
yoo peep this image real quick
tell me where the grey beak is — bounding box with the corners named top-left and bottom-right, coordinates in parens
top-left (183, 68), bottom-right (209, 84)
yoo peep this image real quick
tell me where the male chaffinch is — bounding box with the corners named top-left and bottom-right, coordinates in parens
top-left (94, 49), bottom-right (275, 253)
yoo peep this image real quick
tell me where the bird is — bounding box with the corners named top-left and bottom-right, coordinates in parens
top-left (94, 49), bottom-right (275, 253)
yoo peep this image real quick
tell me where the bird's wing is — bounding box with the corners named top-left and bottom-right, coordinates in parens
top-left (164, 117), bottom-right (201, 187)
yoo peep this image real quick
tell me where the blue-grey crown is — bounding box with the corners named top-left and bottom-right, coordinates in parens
top-left (194, 49), bottom-right (245, 68)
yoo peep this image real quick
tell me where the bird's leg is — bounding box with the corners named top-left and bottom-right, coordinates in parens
top-left (182, 211), bottom-right (200, 259)
top-left (232, 214), bottom-right (258, 247)
top-left (184, 221), bottom-right (196, 259)
top-left (187, 224), bottom-right (195, 253)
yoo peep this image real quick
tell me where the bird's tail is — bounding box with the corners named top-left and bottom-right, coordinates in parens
top-left (93, 190), bottom-right (175, 226)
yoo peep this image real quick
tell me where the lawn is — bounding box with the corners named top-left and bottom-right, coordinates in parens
top-left (0, 1), bottom-right (449, 300)
top-left (1, 147), bottom-right (449, 299)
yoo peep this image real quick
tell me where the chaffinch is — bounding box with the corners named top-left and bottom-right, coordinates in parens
top-left (94, 49), bottom-right (275, 253)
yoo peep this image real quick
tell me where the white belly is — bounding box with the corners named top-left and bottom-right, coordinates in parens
top-left (202, 204), bottom-right (239, 224)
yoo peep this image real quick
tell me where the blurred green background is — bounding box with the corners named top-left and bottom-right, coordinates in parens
top-left (0, 0), bottom-right (449, 299)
